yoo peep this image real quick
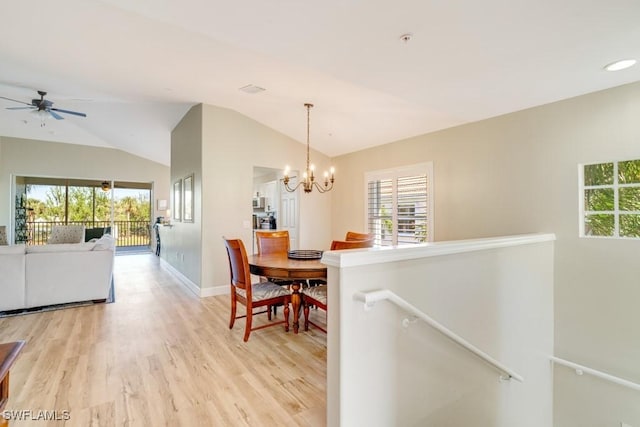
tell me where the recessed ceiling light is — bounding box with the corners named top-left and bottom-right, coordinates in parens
top-left (604, 59), bottom-right (637, 71)
top-left (239, 84), bottom-right (266, 94)
top-left (399, 33), bottom-right (413, 44)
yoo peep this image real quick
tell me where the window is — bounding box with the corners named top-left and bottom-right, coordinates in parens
top-left (579, 159), bottom-right (640, 238)
top-left (366, 163), bottom-right (433, 246)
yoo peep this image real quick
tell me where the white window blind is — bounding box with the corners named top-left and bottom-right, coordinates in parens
top-left (366, 163), bottom-right (433, 246)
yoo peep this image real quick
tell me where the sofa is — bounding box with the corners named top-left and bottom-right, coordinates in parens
top-left (0, 234), bottom-right (116, 312)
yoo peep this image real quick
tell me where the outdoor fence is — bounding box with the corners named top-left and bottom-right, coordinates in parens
top-left (25, 220), bottom-right (151, 247)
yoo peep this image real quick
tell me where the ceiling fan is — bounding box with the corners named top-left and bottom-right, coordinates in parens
top-left (0, 90), bottom-right (87, 125)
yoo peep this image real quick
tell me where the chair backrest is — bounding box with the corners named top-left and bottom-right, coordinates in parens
top-left (223, 238), bottom-right (251, 295)
top-left (255, 230), bottom-right (290, 255)
top-left (345, 231), bottom-right (373, 241)
top-left (330, 239), bottom-right (374, 250)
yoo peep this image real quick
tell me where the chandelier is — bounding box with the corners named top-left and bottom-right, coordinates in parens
top-left (283, 103), bottom-right (335, 193)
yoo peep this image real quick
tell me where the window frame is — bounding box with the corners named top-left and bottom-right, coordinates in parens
top-left (364, 162), bottom-right (434, 246)
top-left (578, 159), bottom-right (640, 239)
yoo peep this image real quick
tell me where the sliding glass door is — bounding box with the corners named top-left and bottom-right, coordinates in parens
top-left (17, 176), bottom-right (151, 249)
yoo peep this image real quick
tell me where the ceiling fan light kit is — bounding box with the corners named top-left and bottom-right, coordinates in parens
top-left (0, 90), bottom-right (87, 127)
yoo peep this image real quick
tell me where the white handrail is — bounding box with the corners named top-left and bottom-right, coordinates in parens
top-left (353, 289), bottom-right (524, 382)
top-left (550, 356), bottom-right (640, 392)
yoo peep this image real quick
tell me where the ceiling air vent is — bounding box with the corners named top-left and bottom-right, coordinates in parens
top-left (239, 84), bottom-right (266, 94)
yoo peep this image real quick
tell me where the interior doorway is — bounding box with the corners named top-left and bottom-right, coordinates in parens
top-left (252, 166), bottom-right (299, 252)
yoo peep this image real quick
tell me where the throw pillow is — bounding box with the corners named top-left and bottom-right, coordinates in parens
top-left (0, 226), bottom-right (7, 245)
top-left (47, 225), bottom-right (86, 244)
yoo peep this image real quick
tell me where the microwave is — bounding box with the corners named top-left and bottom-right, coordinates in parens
top-left (252, 197), bottom-right (266, 208)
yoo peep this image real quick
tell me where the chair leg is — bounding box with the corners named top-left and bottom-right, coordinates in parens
top-left (303, 300), bottom-right (310, 331)
top-left (244, 308), bottom-right (253, 342)
top-left (229, 298), bottom-right (237, 329)
top-left (284, 299), bottom-right (290, 332)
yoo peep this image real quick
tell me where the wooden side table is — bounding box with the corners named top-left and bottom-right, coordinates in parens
top-left (0, 341), bottom-right (25, 427)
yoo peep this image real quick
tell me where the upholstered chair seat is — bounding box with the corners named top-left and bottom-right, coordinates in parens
top-left (236, 281), bottom-right (291, 302)
top-left (303, 285), bottom-right (327, 305)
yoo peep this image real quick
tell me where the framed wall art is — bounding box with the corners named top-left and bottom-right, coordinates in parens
top-left (173, 179), bottom-right (182, 221)
top-left (183, 174), bottom-right (194, 222)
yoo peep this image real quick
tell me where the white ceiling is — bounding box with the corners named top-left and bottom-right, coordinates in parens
top-left (1, 0), bottom-right (639, 166)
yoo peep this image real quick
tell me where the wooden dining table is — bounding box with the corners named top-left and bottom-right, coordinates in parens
top-left (248, 253), bottom-right (327, 333)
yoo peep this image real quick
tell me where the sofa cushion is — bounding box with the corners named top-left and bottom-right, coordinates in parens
top-left (0, 243), bottom-right (26, 255)
top-left (0, 225), bottom-right (7, 245)
top-left (48, 225), bottom-right (85, 244)
top-left (27, 242), bottom-right (96, 253)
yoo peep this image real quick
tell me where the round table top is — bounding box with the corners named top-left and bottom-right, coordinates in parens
top-left (248, 253), bottom-right (327, 280)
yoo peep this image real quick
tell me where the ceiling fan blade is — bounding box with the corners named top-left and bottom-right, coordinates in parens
top-left (0, 96), bottom-right (32, 106)
top-left (48, 110), bottom-right (64, 120)
top-left (6, 106), bottom-right (36, 110)
top-left (50, 107), bottom-right (87, 118)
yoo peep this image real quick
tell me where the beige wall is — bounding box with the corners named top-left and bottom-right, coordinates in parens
top-left (166, 104), bottom-right (332, 294)
top-left (0, 137), bottom-right (170, 240)
top-left (162, 104), bottom-right (203, 286)
top-left (331, 81), bottom-right (640, 425)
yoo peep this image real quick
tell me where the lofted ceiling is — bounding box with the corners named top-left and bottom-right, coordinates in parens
top-left (1, 0), bottom-right (639, 166)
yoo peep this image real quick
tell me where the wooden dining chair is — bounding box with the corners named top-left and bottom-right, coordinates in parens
top-left (302, 238), bottom-right (374, 333)
top-left (255, 230), bottom-right (297, 316)
top-left (223, 237), bottom-right (290, 342)
top-left (303, 284), bottom-right (327, 333)
top-left (255, 230), bottom-right (290, 255)
top-left (345, 231), bottom-right (374, 241)
top-left (330, 238), bottom-right (375, 250)
top-left (255, 230), bottom-right (299, 284)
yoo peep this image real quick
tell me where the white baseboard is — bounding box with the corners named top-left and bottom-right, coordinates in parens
top-left (200, 285), bottom-right (228, 297)
top-left (160, 259), bottom-right (228, 298)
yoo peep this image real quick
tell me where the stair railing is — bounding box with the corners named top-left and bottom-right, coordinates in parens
top-left (353, 289), bottom-right (524, 382)
top-left (550, 356), bottom-right (640, 392)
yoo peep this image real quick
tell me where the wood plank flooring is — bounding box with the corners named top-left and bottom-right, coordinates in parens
top-left (0, 254), bottom-right (327, 426)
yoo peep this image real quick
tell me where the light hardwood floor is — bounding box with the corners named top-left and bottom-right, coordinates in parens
top-left (0, 254), bottom-right (327, 426)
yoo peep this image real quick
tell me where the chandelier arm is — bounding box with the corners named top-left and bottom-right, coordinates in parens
top-left (311, 181), bottom-right (333, 193)
top-left (283, 179), bottom-right (307, 193)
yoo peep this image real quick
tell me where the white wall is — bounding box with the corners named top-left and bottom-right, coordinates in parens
top-left (165, 104), bottom-right (333, 295)
top-left (0, 136), bottom-right (170, 239)
top-left (324, 235), bottom-right (555, 426)
top-left (330, 82), bottom-right (640, 425)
